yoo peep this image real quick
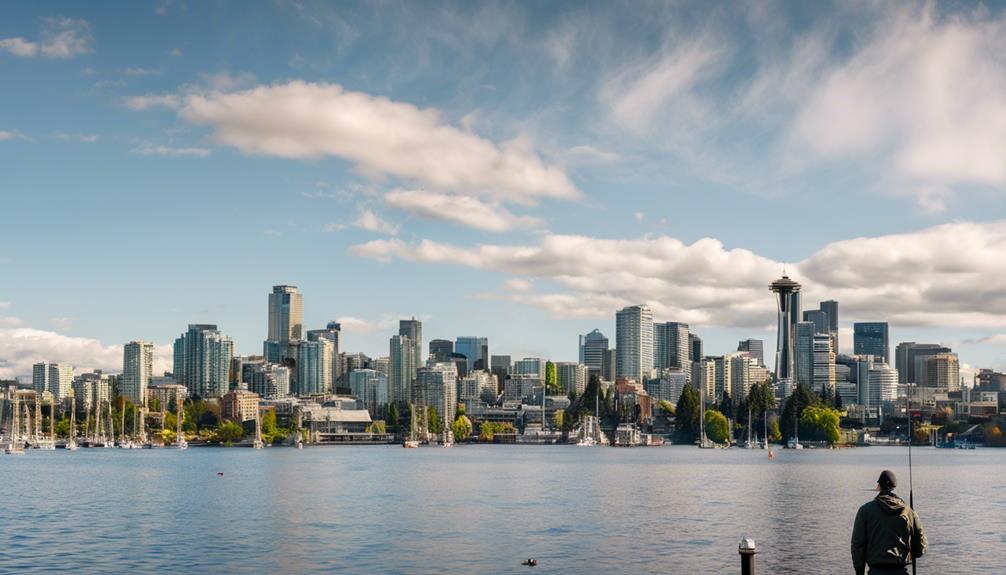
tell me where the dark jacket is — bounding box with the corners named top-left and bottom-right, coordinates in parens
top-left (851, 491), bottom-right (927, 575)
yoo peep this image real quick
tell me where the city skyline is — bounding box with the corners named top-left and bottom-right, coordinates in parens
top-left (2, 1), bottom-right (1006, 378)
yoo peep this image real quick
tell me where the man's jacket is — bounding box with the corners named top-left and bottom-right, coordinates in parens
top-left (851, 491), bottom-right (927, 574)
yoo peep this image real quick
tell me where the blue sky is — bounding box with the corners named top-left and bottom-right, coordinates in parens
top-left (2, 1), bottom-right (1006, 379)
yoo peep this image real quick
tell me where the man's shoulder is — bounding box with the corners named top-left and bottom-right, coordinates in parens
top-left (857, 498), bottom-right (878, 513)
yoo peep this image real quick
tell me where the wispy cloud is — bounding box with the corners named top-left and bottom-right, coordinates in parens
top-left (132, 144), bottom-right (211, 157)
top-left (352, 209), bottom-right (398, 235)
top-left (124, 93), bottom-right (181, 110)
top-left (384, 189), bottom-right (544, 232)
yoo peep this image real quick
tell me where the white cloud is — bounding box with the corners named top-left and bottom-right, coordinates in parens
top-left (0, 129), bottom-right (27, 141)
top-left (323, 223), bottom-right (346, 233)
top-left (177, 81), bottom-right (580, 205)
top-left (123, 66), bottom-right (162, 77)
top-left (350, 220), bottom-right (1006, 330)
top-left (40, 17), bottom-right (93, 59)
top-left (974, 334), bottom-right (1006, 345)
top-left (125, 93), bottom-right (181, 110)
top-left (0, 37), bottom-right (38, 57)
top-left (0, 328), bottom-right (172, 379)
top-left (198, 71), bottom-right (256, 91)
top-left (335, 316), bottom-right (399, 334)
top-left (132, 144), bottom-right (211, 158)
top-left (384, 189), bottom-right (544, 232)
top-left (55, 133), bottom-right (98, 143)
top-left (785, 5), bottom-right (1006, 210)
top-left (352, 209), bottom-right (398, 235)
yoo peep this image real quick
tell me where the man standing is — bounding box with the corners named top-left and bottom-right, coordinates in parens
top-left (852, 470), bottom-right (927, 575)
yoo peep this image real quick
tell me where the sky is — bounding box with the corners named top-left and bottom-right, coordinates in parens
top-left (2, 0), bottom-right (1006, 380)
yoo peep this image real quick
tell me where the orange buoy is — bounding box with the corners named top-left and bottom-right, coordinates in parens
top-left (768, 450), bottom-right (774, 459)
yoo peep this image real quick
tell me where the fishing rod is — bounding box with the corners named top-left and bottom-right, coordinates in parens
top-left (908, 384), bottom-right (916, 575)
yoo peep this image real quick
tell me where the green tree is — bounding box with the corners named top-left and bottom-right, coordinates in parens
top-left (545, 361), bottom-right (558, 394)
top-left (427, 406), bottom-right (443, 435)
top-left (261, 410), bottom-right (278, 436)
top-left (704, 409), bottom-right (730, 444)
top-left (769, 419), bottom-right (782, 442)
top-left (215, 420), bottom-right (245, 443)
top-left (455, 403), bottom-right (466, 420)
top-left (386, 402), bottom-right (400, 432)
top-left (799, 405), bottom-right (841, 444)
top-left (366, 421), bottom-right (387, 434)
top-left (674, 385), bottom-right (702, 443)
top-left (658, 400), bottom-right (675, 415)
top-left (452, 415), bottom-right (472, 441)
top-left (748, 381), bottom-right (777, 442)
top-left (781, 384), bottom-right (821, 441)
top-left (478, 421), bottom-right (515, 442)
top-left (552, 410), bottom-right (564, 429)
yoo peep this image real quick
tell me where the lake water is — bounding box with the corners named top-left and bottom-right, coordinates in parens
top-left (1, 445), bottom-right (1003, 574)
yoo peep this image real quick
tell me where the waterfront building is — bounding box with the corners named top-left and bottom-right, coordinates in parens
top-left (854, 322), bottom-right (890, 365)
top-left (504, 375), bottom-right (539, 403)
top-left (221, 389), bottom-right (260, 422)
top-left (654, 321), bottom-right (690, 376)
top-left (349, 368), bottom-right (388, 415)
top-left (389, 335), bottom-right (417, 405)
top-left (769, 275), bottom-right (801, 386)
top-left (147, 383), bottom-right (187, 413)
top-left (429, 339), bottom-right (454, 362)
top-left (295, 338), bottom-right (334, 396)
top-left (736, 339), bottom-right (764, 366)
top-left (795, 321), bottom-right (816, 387)
top-left (864, 362), bottom-right (898, 410)
top-left (45, 363), bottom-right (73, 402)
top-left (72, 371), bottom-right (112, 413)
top-left (458, 369), bottom-right (495, 406)
top-left (616, 304), bottom-right (654, 381)
top-left (645, 368), bottom-right (687, 404)
top-left (729, 354), bottom-right (765, 401)
top-left (173, 324), bottom-right (234, 398)
top-left (578, 329), bottom-right (609, 375)
top-left (555, 362), bottom-right (588, 396)
top-left (246, 363), bottom-right (290, 399)
top-left (455, 336), bottom-right (489, 371)
top-left (414, 362), bottom-right (458, 425)
top-left (122, 340), bottom-right (154, 405)
top-left (691, 358), bottom-right (716, 403)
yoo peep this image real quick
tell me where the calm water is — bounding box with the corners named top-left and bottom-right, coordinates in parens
top-left (1, 445), bottom-right (1003, 574)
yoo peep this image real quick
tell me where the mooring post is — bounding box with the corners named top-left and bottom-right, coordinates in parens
top-left (739, 537), bottom-right (756, 575)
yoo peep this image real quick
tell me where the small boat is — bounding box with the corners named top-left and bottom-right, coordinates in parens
top-left (576, 437), bottom-right (596, 447)
top-left (787, 438), bottom-right (804, 450)
top-left (403, 440), bottom-right (420, 449)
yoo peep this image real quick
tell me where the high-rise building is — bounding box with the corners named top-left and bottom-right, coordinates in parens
top-left (122, 340), bottom-right (154, 405)
top-left (455, 336), bottom-right (489, 372)
top-left (268, 285), bottom-right (303, 343)
top-left (861, 361), bottom-right (898, 409)
top-left (689, 333), bottom-right (704, 363)
top-left (47, 363), bottom-right (73, 402)
top-left (458, 370), bottom-right (497, 406)
top-left (556, 362), bottom-right (588, 396)
top-left (295, 338), bottom-right (333, 396)
top-left (691, 358), bottom-right (716, 403)
top-left (513, 357), bottom-right (546, 379)
top-left (770, 275), bottom-right (802, 385)
top-left (820, 300), bottom-right (839, 350)
top-left (578, 329), bottom-right (609, 374)
top-left (32, 362), bottom-right (48, 395)
top-left (795, 321), bottom-right (816, 387)
top-left (615, 304), bottom-right (654, 381)
top-left (736, 339), bottom-right (764, 366)
top-left (602, 349), bottom-right (617, 382)
top-left (414, 362), bottom-right (458, 425)
top-left (924, 353), bottom-right (960, 391)
top-left (389, 335), bottom-right (417, 405)
top-left (710, 355), bottom-right (734, 400)
top-left (803, 310), bottom-right (829, 335)
top-left (644, 369), bottom-right (688, 404)
top-left (895, 342), bottom-right (952, 385)
top-left (399, 318), bottom-right (422, 371)
top-left (246, 363), bottom-right (290, 399)
top-left (172, 324), bottom-right (234, 398)
top-left (654, 322), bottom-right (690, 374)
top-left (430, 339), bottom-right (454, 362)
top-left (812, 333), bottom-right (836, 398)
top-left (854, 322), bottom-right (890, 365)
top-left (307, 323), bottom-right (342, 386)
top-left (349, 369), bottom-right (388, 415)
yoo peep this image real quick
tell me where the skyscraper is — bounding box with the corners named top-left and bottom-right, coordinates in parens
top-left (615, 304), bottom-right (654, 381)
top-left (895, 342), bottom-right (952, 385)
top-left (578, 329), bottom-right (609, 374)
top-left (770, 274), bottom-right (802, 385)
top-left (736, 338), bottom-right (764, 366)
top-left (556, 362), bottom-right (588, 396)
top-left (795, 321), bottom-right (816, 387)
top-left (854, 322), bottom-right (890, 365)
top-left (306, 324), bottom-right (342, 388)
top-left (803, 310), bottom-right (829, 334)
top-left (812, 333), bottom-right (836, 398)
top-left (455, 336), bottom-right (489, 371)
top-left (32, 362), bottom-right (48, 395)
top-left (689, 333), bottom-right (704, 363)
top-left (820, 300), bottom-right (839, 350)
top-left (48, 363), bottom-right (73, 402)
top-left (399, 318), bottom-right (422, 371)
top-left (414, 362), bottom-right (458, 426)
top-left (173, 324), bottom-right (234, 398)
top-left (268, 285), bottom-right (303, 342)
top-left (349, 369), bottom-right (388, 415)
top-left (389, 335), bottom-right (417, 405)
top-left (429, 339), bottom-right (454, 362)
top-left (654, 322), bottom-right (690, 374)
top-left (924, 353), bottom-right (960, 391)
top-left (295, 338), bottom-right (333, 396)
top-left (122, 340), bottom-right (154, 405)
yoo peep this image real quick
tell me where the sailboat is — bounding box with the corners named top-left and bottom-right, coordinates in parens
top-left (698, 383), bottom-right (715, 448)
top-left (744, 403), bottom-right (759, 449)
top-left (252, 407), bottom-right (264, 449)
top-left (403, 404), bottom-right (419, 448)
top-left (294, 409), bottom-right (304, 449)
top-left (787, 404), bottom-right (803, 450)
top-left (176, 404), bottom-right (188, 450)
top-left (66, 404), bottom-right (79, 451)
top-left (5, 392), bottom-right (26, 455)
